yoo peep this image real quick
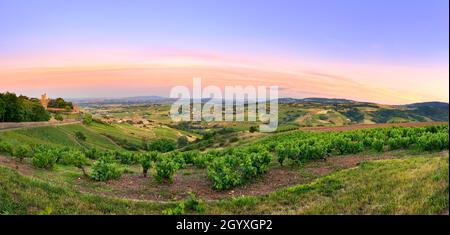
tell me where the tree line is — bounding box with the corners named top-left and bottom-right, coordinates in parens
top-left (0, 92), bottom-right (50, 122)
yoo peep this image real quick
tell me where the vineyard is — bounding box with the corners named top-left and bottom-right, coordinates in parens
top-left (0, 124), bottom-right (448, 194)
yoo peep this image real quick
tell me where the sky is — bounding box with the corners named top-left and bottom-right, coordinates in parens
top-left (0, 0), bottom-right (448, 104)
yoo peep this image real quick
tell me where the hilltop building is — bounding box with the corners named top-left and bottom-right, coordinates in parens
top-left (40, 93), bottom-right (80, 113)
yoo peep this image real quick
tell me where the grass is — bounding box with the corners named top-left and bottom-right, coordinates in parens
top-left (0, 124), bottom-right (124, 151)
top-left (205, 155), bottom-right (448, 214)
top-left (0, 154), bottom-right (447, 215)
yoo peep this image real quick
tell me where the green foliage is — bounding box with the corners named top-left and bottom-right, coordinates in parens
top-left (206, 147), bottom-right (272, 190)
top-left (275, 145), bottom-right (287, 166)
top-left (177, 136), bottom-right (189, 148)
top-left (75, 131), bottom-right (86, 141)
top-left (0, 92), bottom-right (50, 122)
top-left (249, 126), bottom-right (258, 133)
top-left (155, 157), bottom-right (179, 183)
top-left (139, 151), bottom-right (158, 177)
top-left (162, 203), bottom-right (185, 215)
top-left (184, 192), bottom-right (205, 213)
top-left (193, 153), bottom-right (214, 168)
top-left (48, 98), bottom-right (73, 110)
top-left (417, 133), bottom-right (449, 151)
top-left (13, 145), bottom-right (32, 162)
top-left (114, 151), bottom-right (139, 165)
top-left (148, 138), bottom-right (177, 152)
top-left (82, 113), bottom-right (93, 125)
top-left (371, 139), bottom-right (384, 152)
top-left (90, 160), bottom-right (122, 181)
top-left (54, 113), bottom-right (64, 121)
top-left (31, 149), bottom-right (58, 169)
top-left (0, 142), bottom-right (14, 155)
top-left (84, 148), bottom-right (99, 159)
top-left (60, 150), bottom-right (89, 175)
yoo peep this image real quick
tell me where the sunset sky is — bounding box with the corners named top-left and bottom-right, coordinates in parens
top-left (0, 0), bottom-right (448, 104)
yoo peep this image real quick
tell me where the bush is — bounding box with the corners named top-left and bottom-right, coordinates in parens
top-left (75, 131), bottom-right (86, 141)
top-left (193, 153), bottom-right (213, 168)
top-left (155, 157), bottom-right (179, 183)
top-left (32, 151), bottom-right (57, 169)
top-left (13, 145), bottom-right (32, 162)
top-left (162, 203), bottom-right (185, 215)
top-left (177, 136), bottom-right (189, 148)
top-left (139, 152), bottom-right (158, 177)
top-left (184, 192), bottom-right (205, 213)
top-left (207, 156), bottom-right (242, 190)
top-left (54, 113), bottom-right (64, 121)
top-left (180, 150), bottom-right (200, 164)
top-left (84, 148), bottom-right (99, 159)
top-left (82, 113), bottom-right (93, 125)
top-left (148, 139), bottom-right (177, 153)
top-left (249, 126), bottom-right (258, 133)
top-left (61, 150), bottom-right (89, 176)
top-left (114, 151), bottom-right (139, 165)
top-left (90, 160), bottom-right (122, 181)
top-left (371, 139), bottom-right (384, 152)
top-left (275, 145), bottom-right (287, 166)
top-left (0, 142), bottom-right (13, 155)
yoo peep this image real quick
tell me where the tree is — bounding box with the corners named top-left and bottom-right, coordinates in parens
top-left (0, 92), bottom-right (50, 122)
top-left (0, 98), bottom-right (6, 121)
top-left (82, 113), bottom-right (93, 125)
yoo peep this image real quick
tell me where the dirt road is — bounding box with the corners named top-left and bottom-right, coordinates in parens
top-left (0, 120), bottom-right (81, 132)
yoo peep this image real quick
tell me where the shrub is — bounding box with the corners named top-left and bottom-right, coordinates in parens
top-left (84, 148), bottom-right (99, 159)
top-left (180, 150), bottom-right (199, 164)
top-left (75, 131), bottom-right (86, 141)
top-left (184, 192), bottom-right (205, 213)
top-left (162, 203), bottom-right (185, 215)
top-left (148, 139), bottom-right (177, 153)
top-left (54, 113), bottom-right (64, 121)
top-left (371, 139), bottom-right (384, 152)
top-left (193, 153), bottom-right (213, 168)
top-left (177, 136), bottom-right (189, 148)
top-left (13, 145), bottom-right (32, 162)
top-left (207, 156), bottom-right (241, 190)
top-left (61, 150), bottom-right (89, 176)
top-left (0, 142), bottom-right (13, 155)
top-left (114, 151), bottom-right (139, 165)
top-left (249, 126), bottom-right (258, 133)
top-left (82, 113), bottom-right (93, 125)
top-left (275, 145), bottom-right (287, 166)
top-left (90, 160), bottom-right (122, 181)
top-left (32, 151), bottom-right (57, 169)
top-left (139, 152), bottom-right (158, 177)
top-left (155, 157), bottom-right (179, 183)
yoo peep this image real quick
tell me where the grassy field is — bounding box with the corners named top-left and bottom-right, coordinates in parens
top-left (0, 122), bottom-right (190, 151)
top-left (0, 155), bottom-right (447, 215)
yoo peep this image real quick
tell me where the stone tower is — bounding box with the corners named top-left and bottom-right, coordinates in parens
top-left (41, 93), bottom-right (49, 109)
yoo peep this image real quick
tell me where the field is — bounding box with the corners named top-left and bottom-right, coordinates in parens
top-left (0, 104), bottom-right (448, 215)
top-left (0, 153), bottom-right (447, 214)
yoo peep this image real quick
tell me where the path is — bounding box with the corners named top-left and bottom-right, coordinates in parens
top-left (0, 120), bottom-right (82, 132)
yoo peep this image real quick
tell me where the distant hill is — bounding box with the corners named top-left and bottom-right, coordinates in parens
top-left (406, 102), bottom-right (449, 109)
top-left (68, 96), bottom-right (175, 106)
top-left (278, 97), bottom-right (356, 104)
